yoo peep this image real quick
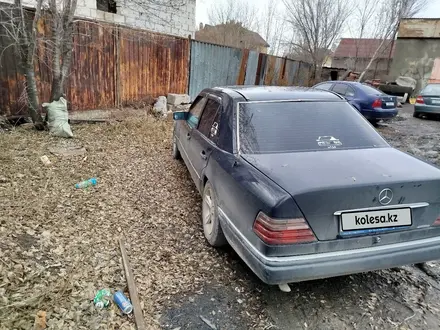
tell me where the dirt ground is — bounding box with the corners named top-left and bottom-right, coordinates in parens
top-left (2, 106), bottom-right (440, 330)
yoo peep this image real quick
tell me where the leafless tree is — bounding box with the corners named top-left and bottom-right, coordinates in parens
top-left (260, 0), bottom-right (285, 56)
top-left (283, 0), bottom-right (351, 82)
top-left (207, 0), bottom-right (258, 31)
top-left (48, 0), bottom-right (78, 101)
top-left (346, 0), bottom-right (377, 70)
top-left (358, 0), bottom-right (429, 81)
top-left (0, 0), bottom-right (45, 128)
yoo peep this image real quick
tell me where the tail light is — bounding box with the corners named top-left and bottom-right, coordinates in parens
top-left (432, 217), bottom-right (440, 226)
top-left (253, 212), bottom-right (317, 245)
top-left (416, 96), bottom-right (425, 104)
top-left (372, 99), bottom-right (382, 108)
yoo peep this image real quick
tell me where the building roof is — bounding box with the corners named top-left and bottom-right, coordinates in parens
top-left (212, 86), bottom-right (343, 102)
top-left (195, 22), bottom-right (270, 48)
top-left (333, 38), bottom-right (395, 59)
top-left (399, 18), bottom-right (440, 38)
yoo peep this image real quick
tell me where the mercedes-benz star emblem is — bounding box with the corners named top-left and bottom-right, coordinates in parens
top-left (379, 188), bottom-right (393, 205)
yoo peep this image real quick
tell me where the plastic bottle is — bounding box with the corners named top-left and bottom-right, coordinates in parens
top-left (94, 289), bottom-right (111, 308)
top-left (75, 178), bottom-right (97, 189)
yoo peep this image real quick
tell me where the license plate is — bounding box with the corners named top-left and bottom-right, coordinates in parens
top-left (386, 102), bottom-right (395, 107)
top-left (432, 99), bottom-right (440, 104)
top-left (341, 208), bottom-right (411, 231)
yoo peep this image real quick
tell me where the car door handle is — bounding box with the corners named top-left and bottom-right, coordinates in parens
top-left (200, 151), bottom-right (207, 160)
top-left (186, 133), bottom-right (191, 140)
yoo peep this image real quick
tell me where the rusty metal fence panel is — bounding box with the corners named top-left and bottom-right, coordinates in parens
top-left (244, 51), bottom-right (259, 85)
top-left (119, 29), bottom-right (189, 105)
top-left (189, 40), bottom-right (242, 100)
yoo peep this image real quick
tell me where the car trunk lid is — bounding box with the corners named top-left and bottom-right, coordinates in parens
top-left (421, 95), bottom-right (440, 106)
top-left (377, 95), bottom-right (397, 109)
top-left (242, 148), bottom-right (440, 241)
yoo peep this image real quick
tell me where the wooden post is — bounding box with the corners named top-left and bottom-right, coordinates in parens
top-left (119, 239), bottom-right (146, 330)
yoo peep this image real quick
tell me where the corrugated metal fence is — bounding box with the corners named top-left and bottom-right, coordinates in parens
top-left (0, 19), bottom-right (312, 116)
top-left (188, 40), bottom-right (313, 100)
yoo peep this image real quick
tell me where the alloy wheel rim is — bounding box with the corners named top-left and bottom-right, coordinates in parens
top-left (203, 187), bottom-right (214, 236)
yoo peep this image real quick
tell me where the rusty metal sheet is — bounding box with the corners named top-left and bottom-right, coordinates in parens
top-left (429, 58), bottom-right (440, 84)
top-left (119, 28), bottom-right (189, 104)
top-left (237, 49), bottom-right (249, 85)
top-left (189, 40), bottom-right (242, 100)
top-left (399, 19), bottom-right (440, 38)
top-left (244, 51), bottom-right (259, 85)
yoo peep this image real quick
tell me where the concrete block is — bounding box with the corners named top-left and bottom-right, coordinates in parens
top-left (104, 11), bottom-right (115, 22)
top-left (96, 10), bottom-right (105, 20)
top-left (89, 8), bottom-right (97, 18)
top-left (167, 94), bottom-right (190, 105)
top-left (113, 14), bottom-right (125, 24)
top-left (84, 0), bottom-right (96, 9)
top-left (75, 6), bottom-right (91, 17)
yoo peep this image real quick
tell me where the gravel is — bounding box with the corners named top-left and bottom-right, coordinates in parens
top-left (2, 107), bottom-right (440, 329)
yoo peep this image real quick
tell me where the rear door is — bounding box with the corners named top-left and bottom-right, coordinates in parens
top-left (186, 95), bottom-right (222, 191)
top-left (178, 95), bottom-right (207, 184)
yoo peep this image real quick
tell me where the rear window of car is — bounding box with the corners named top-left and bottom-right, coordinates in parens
top-left (238, 101), bottom-right (388, 154)
top-left (359, 84), bottom-right (384, 95)
top-left (421, 84), bottom-right (440, 95)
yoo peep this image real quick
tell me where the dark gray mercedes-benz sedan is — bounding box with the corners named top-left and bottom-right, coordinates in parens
top-left (172, 86), bottom-right (440, 291)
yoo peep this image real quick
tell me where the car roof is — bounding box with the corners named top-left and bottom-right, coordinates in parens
top-left (211, 86), bottom-right (343, 102)
top-left (318, 81), bottom-right (365, 87)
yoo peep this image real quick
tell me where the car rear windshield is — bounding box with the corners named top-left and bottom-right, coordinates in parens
top-left (238, 101), bottom-right (388, 154)
top-left (421, 84), bottom-right (440, 95)
top-left (360, 84), bottom-right (384, 95)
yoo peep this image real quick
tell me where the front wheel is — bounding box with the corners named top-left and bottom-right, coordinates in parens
top-left (202, 181), bottom-right (227, 247)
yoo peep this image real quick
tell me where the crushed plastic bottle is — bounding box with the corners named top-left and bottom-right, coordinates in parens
top-left (93, 289), bottom-right (111, 309)
top-left (75, 178), bottom-right (97, 189)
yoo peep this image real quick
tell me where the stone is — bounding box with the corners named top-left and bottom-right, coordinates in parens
top-left (167, 93), bottom-right (190, 106)
top-left (153, 96), bottom-right (168, 117)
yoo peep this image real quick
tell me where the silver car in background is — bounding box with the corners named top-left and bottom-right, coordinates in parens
top-left (414, 83), bottom-right (440, 118)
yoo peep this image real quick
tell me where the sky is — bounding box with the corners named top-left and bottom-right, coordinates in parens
top-left (196, 0), bottom-right (440, 28)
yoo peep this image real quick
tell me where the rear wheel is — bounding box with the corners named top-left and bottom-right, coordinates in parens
top-left (202, 181), bottom-right (227, 247)
top-left (413, 112), bottom-right (421, 118)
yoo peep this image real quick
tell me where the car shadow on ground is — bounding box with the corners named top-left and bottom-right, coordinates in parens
top-left (216, 246), bottom-right (439, 329)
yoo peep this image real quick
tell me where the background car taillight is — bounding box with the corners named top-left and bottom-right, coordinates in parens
top-left (372, 99), bottom-right (382, 108)
top-left (416, 96), bottom-right (425, 104)
top-left (253, 212), bottom-right (317, 245)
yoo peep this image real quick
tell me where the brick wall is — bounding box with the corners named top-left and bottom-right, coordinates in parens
top-left (2, 0), bottom-right (196, 38)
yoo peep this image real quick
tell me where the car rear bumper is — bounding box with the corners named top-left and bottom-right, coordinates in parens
top-left (362, 109), bottom-right (398, 119)
top-left (414, 104), bottom-right (440, 114)
top-left (219, 208), bottom-right (440, 285)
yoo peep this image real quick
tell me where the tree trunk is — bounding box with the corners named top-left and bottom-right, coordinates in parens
top-left (358, 38), bottom-right (388, 82)
top-left (25, 68), bottom-right (44, 130)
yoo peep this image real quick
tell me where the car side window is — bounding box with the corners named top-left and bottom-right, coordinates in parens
top-left (316, 82), bottom-right (333, 91)
top-left (346, 86), bottom-right (356, 97)
top-left (187, 96), bottom-right (207, 129)
top-left (198, 98), bottom-right (221, 142)
top-left (332, 84), bottom-right (348, 96)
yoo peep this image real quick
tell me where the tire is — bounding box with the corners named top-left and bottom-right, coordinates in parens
top-left (369, 119), bottom-right (379, 126)
top-left (413, 112), bottom-right (421, 118)
top-left (202, 181), bottom-right (227, 247)
top-left (172, 132), bottom-right (181, 160)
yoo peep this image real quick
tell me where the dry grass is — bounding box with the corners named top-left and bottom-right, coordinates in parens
top-left (0, 114), bottom-right (269, 330)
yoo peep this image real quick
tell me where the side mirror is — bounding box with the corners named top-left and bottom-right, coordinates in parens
top-left (173, 111), bottom-right (188, 121)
